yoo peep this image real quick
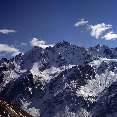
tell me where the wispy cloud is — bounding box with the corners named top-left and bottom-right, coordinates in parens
top-left (74, 19), bottom-right (88, 27)
top-left (0, 29), bottom-right (16, 34)
top-left (0, 43), bottom-right (20, 56)
top-left (30, 37), bottom-right (54, 49)
top-left (89, 23), bottom-right (112, 39)
top-left (74, 19), bottom-right (117, 40)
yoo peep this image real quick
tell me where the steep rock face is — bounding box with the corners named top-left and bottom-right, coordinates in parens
top-left (0, 71), bottom-right (34, 103)
top-left (38, 65), bottom-right (95, 117)
top-left (92, 81), bottom-right (117, 117)
top-left (1, 42), bottom-right (117, 116)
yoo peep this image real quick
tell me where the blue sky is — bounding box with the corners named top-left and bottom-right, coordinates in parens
top-left (0, 0), bottom-right (117, 57)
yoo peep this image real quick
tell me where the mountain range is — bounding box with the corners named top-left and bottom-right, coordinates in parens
top-left (0, 41), bottom-right (117, 117)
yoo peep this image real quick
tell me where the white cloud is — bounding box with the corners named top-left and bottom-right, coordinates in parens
top-left (102, 31), bottom-right (117, 40)
top-left (0, 44), bottom-right (20, 56)
top-left (74, 19), bottom-right (88, 27)
top-left (0, 29), bottom-right (16, 34)
top-left (74, 19), bottom-right (117, 41)
top-left (30, 38), bottom-right (54, 49)
top-left (89, 23), bottom-right (112, 39)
